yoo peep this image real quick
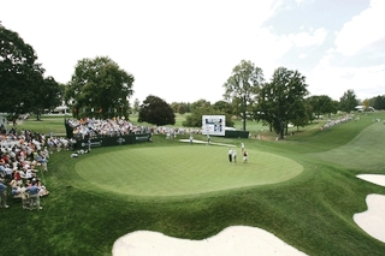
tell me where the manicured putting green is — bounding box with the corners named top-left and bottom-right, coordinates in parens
top-left (75, 145), bottom-right (303, 197)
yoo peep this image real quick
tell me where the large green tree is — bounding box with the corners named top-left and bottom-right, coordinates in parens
top-left (255, 67), bottom-right (309, 139)
top-left (0, 23), bottom-right (61, 119)
top-left (369, 95), bottom-right (385, 110)
top-left (213, 100), bottom-right (232, 115)
top-left (307, 95), bottom-right (338, 119)
top-left (183, 105), bottom-right (234, 128)
top-left (138, 95), bottom-right (175, 126)
top-left (190, 99), bottom-right (211, 113)
top-left (339, 89), bottom-right (359, 113)
top-left (33, 77), bottom-right (62, 120)
top-left (65, 56), bottom-right (134, 119)
top-left (223, 60), bottom-right (263, 131)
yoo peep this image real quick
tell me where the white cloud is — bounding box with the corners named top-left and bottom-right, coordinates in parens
top-left (1, 0), bottom-right (382, 103)
top-left (1, 0), bottom-right (284, 103)
top-left (299, 53), bottom-right (307, 59)
top-left (290, 28), bottom-right (328, 47)
top-left (335, 0), bottom-right (385, 56)
top-left (306, 52), bottom-right (385, 100)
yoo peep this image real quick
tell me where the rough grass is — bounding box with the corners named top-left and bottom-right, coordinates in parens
top-left (1, 112), bottom-right (385, 256)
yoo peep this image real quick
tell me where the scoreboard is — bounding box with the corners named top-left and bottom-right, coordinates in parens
top-left (202, 115), bottom-right (225, 136)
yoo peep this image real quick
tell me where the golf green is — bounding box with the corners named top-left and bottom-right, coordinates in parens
top-left (75, 145), bottom-right (303, 197)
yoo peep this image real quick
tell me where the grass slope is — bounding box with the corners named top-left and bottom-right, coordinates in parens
top-left (309, 121), bottom-right (385, 171)
top-left (1, 112), bottom-right (385, 256)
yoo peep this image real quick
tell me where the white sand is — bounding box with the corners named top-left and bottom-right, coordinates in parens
top-left (111, 174), bottom-right (385, 255)
top-left (112, 226), bottom-right (307, 256)
top-left (356, 174), bottom-right (385, 187)
top-left (354, 174), bottom-right (385, 243)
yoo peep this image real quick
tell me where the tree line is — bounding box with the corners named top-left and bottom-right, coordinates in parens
top-left (1, 23), bottom-right (383, 139)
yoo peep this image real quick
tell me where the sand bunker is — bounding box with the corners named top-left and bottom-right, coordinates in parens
top-left (354, 174), bottom-right (385, 243)
top-left (111, 174), bottom-right (385, 255)
top-left (112, 226), bottom-right (307, 256)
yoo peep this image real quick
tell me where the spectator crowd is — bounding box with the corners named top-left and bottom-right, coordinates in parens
top-left (0, 124), bottom-right (50, 210)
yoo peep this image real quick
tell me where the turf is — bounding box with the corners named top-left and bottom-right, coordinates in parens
top-left (2, 112), bottom-right (385, 256)
top-left (309, 121), bottom-right (385, 171)
top-left (74, 145), bottom-right (303, 197)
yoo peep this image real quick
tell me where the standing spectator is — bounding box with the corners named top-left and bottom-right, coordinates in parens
top-left (43, 147), bottom-right (50, 160)
top-left (88, 136), bottom-right (91, 151)
top-left (19, 184), bottom-right (30, 209)
top-left (0, 178), bottom-right (9, 208)
top-left (228, 148), bottom-right (233, 163)
top-left (207, 134), bottom-right (211, 145)
top-left (189, 134), bottom-right (193, 145)
top-left (36, 151), bottom-right (48, 172)
top-left (232, 150), bottom-right (237, 164)
top-left (26, 181), bottom-right (42, 210)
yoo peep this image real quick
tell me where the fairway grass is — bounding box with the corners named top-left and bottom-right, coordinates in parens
top-left (75, 145), bottom-right (303, 197)
top-left (309, 121), bottom-right (385, 171)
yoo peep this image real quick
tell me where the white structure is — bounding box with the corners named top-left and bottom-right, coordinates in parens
top-left (355, 106), bottom-right (374, 112)
top-left (202, 115), bottom-right (225, 136)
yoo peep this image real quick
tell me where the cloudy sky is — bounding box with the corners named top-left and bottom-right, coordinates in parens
top-left (1, 0), bottom-right (384, 104)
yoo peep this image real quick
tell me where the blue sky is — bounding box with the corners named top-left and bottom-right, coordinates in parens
top-left (1, 0), bottom-right (384, 104)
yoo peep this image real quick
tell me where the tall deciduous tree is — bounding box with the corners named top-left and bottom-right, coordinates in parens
top-left (170, 102), bottom-right (180, 113)
top-left (223, 60), bottom-right (263, 131)
top-left (65, 56), bottom-right (134, 119)
top-left (213, 100), bottom-right (232, 115)
top-left (190, 99), bottom-right (211, 113)
top-left (255, 67), bottom-right (308, 139)
top-left (178, 105), bottom-right (186, 115)
top-left (33, 77), bottom-right (62, 120)
top-left (307, 95), bottom-right (338, 119)
top-left (138, 95), bottom-right (175, 126)
top-left (183, 105), bottom-right (234, 128)
top-left (0, 24), bottom-right (61, 118)
top-left (370, 95), bottom-right (385, 110)
top-left (339, 89), bottom-right (358, 113)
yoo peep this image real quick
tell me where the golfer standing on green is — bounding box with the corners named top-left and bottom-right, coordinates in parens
top-left (228, 148), bottom-right (233, 162)
top-left (232, 150), bottom-right (237, 163)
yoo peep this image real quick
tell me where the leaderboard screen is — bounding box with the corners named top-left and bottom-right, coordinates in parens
top-left (202, 115), bottom-right (225, 136)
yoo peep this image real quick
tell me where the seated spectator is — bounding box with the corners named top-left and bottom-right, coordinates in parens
top-left (24, 168), bottom-right (36, 180)
top-left (11, 184), bottom-right (20, 197)
top-left (3, 164), bottom-right (13, 181)
top-left (37, 180), bottom-right (49, 197)
top-left (9, 177), bottom-right (19, 187)
top-left (13, 170), bottom-right (23, 185)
